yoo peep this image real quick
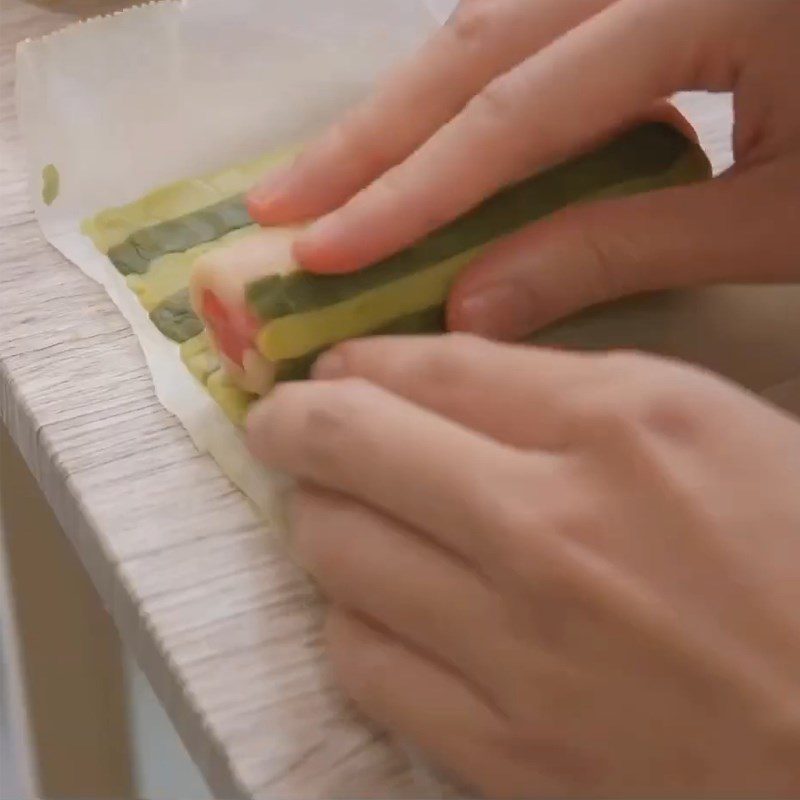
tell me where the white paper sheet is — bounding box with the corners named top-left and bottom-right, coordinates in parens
top-left (16, 4), bottom-right (450, 793)
top-left (15, 0), bottom-right (442, 527)
top-left (13, 4), bottom-right (800, 794)
top-left (19, 0), bottom-right (799, 521)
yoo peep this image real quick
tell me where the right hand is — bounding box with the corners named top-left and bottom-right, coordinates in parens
top-left (247, 333), bottom-right (800, 798)
top-left (247, 0), bottom-right (800, 341)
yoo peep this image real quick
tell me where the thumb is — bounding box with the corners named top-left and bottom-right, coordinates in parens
top-left (447, 165), bottom-right (791, 340)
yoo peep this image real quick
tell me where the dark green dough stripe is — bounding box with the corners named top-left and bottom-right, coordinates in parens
top-left (108, 195), bottom-right (251, 275)
top-left (109, 122), bottom-right (706, 354)
top-left (149, 286), bottom-right (443, 360)
top-left (245, 122), bottom-right (697, 321)
top-left (150, 288), bottom-right (204, 342)
top-left (106, 123), bottom-right (700, 286)
top-left (150, 284), bottom-right (444, 373)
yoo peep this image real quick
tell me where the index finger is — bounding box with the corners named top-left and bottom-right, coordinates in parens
top-left (246, 0), bottom-right (610, 225)
top-left (246, 377), bottom-right (556, 563)
top-left (294, 0), bottom-right (749, 274)
top-left (311, 333), bottom-right (599, 449)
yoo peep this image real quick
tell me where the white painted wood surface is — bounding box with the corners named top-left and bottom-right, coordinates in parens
top-left (2, 3), bottom-right (800, 799)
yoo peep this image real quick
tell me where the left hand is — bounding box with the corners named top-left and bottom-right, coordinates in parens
top-left (246, 335), bottom-right (800, 798)
top-left (247, 0), bottom-right (800, 340)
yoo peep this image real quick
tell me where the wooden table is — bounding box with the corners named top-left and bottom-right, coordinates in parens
top-left (2, 3), bottom-right (428, 798)
top-left (2, 2), bottom-right (800, 799)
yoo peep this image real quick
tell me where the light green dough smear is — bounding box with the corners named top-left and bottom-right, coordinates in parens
top-left (42, 164), bottom-right (59, 206)
top-left (180, 333), bottom-right (221, 385)
top-left (206, 369), bottom-right (255, 427)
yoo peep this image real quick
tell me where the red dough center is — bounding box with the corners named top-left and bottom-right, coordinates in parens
top-left (201, 289), bottom-right (260, 367)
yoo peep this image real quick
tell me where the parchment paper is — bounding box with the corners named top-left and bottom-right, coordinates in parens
top-left (13, 4), bottom-right (800, 795)
top-left (16, 4), bottom-right (452, 793)
top-left (15, 0), bottom-right (444, 527)
top-left (19, 0), bottom-right (800, 515)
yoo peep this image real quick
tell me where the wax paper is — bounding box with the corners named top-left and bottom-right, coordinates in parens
top-left (15, 0), bottom-right (442, 524)
top-left (16, 2), bottom-right (450, 795)
top-left (13, 3), bottom-right (800, 793)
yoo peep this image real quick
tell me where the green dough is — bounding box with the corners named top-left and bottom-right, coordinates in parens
top-left (82, 121), bottom-right (711, 424)
top-left (127, 224), bottom-right (259, 311)
top-left (108, 196), bottom-right (253, 275)
top-left (247, 122), bottom-right (711, 362)
top-left (81, 147), bottom-right (298, 253)
top-left (247, 122), bottom-right (708, 322)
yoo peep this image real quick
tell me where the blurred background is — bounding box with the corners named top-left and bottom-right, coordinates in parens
top-left (1, 429), bottom-right (211, 800)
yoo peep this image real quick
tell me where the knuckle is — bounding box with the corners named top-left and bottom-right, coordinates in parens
top-left (477, 453), bottom-right (547, 567)
top-left (370, 167), bottom-right (453, 229)
top-left (468, 75), bottom-right (519, 127)
top-left (375, 171), bottom-right (454, 231)
top-left (302, 396), bottom-right (351, 447)
top-left (449, 0), bottom-right (504, 47)
top-left (570, 212), bottom-right (629, 302)
top-left (640, 384), bottom-right (705, 441)
top-left (334, 333), bottom-right (487, 401)
top-left (603, 352), bottom-right (709, 429)
top-left (408, 333), bottom-right (481, 394)
top-left (569, 351), bottom-right (710, 443)
top-left (372, 164), bottom-right (407, 200)
top-left (255, 380), bottom-right (300, 421)
top-left (567, 391), bottom-right (635, 441)
top-left (299, 378), bottom-right (377, 472)
top-left (638, 370), bottom-right (716, 442)
top-left (559, 351), bottom-right (644, 438)
top-left (332, 106), bottom-right (396, 175)
top-left (544, 493), bottom-right (601, 549)
top-left (324, 339), bottom-right (364, 375)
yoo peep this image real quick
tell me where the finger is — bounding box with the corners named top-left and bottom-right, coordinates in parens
top-left (293, 485), bottom-right (509, 687)
top-left (328, 609), bottom-right (569, 797)
top-left (447, 162), bottom-right (799, 340)
top-left (311, 333), bottom-right (601, 449)
top-left (326, 609), bottom-right (565, 797)
top-left (246, 377), bottom-right (544, 561)
top-left (295, 0), bottom-right (755, 273)
top-left (646, 100), bottom-right (700, 145)
top-left (247, 0), bottom-right (611, 224)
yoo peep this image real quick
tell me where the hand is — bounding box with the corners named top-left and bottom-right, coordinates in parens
top-left (247, 335), bottom-right (800, 797)
top-left (247, 0), bottom-right (800, 341)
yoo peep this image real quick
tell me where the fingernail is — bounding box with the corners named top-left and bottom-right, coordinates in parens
top-left (302, 212), bottom-right (336, 249)
top-left (247, 165), bottom-right (293, 211)
top-left (312, 350), bottom-right (346, 380)
top-left (456, 283), bottom-right (534, 340)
